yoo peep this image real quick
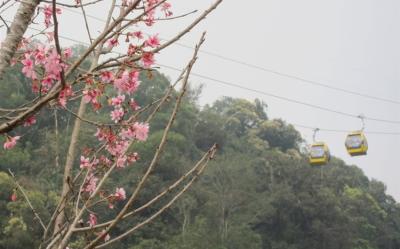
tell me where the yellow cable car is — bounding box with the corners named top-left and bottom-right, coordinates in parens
top-left (345, 131), bottom-right (368, 156)
top-left (309, 142), bottom-right (331, 166)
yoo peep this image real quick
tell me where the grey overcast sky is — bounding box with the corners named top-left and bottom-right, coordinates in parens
top-left (2, 1), bottom-right (400, 199)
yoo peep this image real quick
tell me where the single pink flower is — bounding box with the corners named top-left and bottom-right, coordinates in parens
top-left (80, 156), bottom-right (91, 169)
top-left (10, 193), bottom-right (17, 202)
top-left (58, 85), bottom-right (74, 107)
top-left (101, 230), bottom-right (110, 242)
top-left (3, 136), bottom-right (20, 150)
top-left (133, 122), bottom-right (149, 141)
top-left (43, 5), bottom-right (61, 27)
top-left (113, 70), bottom-right (140, 95)
top-left (83, 174), bottom-right (98, 193)
top-left (23, 116), bottom-right (36, 127)
top-left (107, 38), bottom-right (119, 48)
top-left (119, 128), bottom-right (135, 140)
top-left (88, 213), bottom-right (97, 226)
top-left (114, 187), bottom-right (126, 201)
top-left (110, 108), bottom-right (124, 123)
top-left (21, 55), bottom-right (37, 79)
top-left (83, 89), bottom-right (101, 105)
top-left (116, 155), bottom-right (127, 168)
top-left (63, 47), bottom-right (72, 59)
top-left (105, 140), bottom-right (129, 156)
top-left (129, 98), bottom-right (140, 111)
top-left (127, 44), bottom-right (137, 56)
top-left (145, 35), bottom-right (160, 48)
top-left (33, 44), bottom-right (48, 65)
top-left (100, 71), bottom-right (114, 83)
top-left (110, 95), bottom-right (125, 107)
top-left (133, 31), bottom-right (143, 39)
top-left (161, 2), bottom-right (173, 17)
top-left (142, 52), bottom-right (155, 68)
top-left (127, 152), bottom-right (139, 163)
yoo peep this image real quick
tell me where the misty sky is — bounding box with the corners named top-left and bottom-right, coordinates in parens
top-left (2, 1), bottom-right (400, 199)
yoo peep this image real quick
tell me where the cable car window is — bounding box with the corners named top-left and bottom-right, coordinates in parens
top-left (310, 146), bottom-right (325, 158)
top-left (345, 135), bottom-right (362, 149)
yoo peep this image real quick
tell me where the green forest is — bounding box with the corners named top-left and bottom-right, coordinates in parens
top-left (1, 60), bottom-right (400, 249)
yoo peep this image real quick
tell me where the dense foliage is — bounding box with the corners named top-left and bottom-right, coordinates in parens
top-left (0, 65), bottom-right (399, 249)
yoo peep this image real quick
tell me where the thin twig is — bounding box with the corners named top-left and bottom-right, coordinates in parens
top-left (79, 0), bottom-right (93, 45)
top-left (73, 144), bottom-right (217, 232)
top-left (42, 0), bottom-right (105, 8)
top-left (96, 145), bottom-right (217, 248)
top-left (8, 169), bottom-right (46, 230)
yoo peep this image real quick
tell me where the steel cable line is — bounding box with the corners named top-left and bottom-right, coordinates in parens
top-left (60, 6), bottom-right (400, 105)
top-left (291, 123), bottom-right (400, 135)
top-left (7, 19), bottom-right (400, 130)
top-left (159, 64), bottom-right (400, 125)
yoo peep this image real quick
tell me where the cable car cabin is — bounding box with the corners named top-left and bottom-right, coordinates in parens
top-left (309, 142), bottom-right (331, 166)
top-left (345, 131), bottom-right (368, 156)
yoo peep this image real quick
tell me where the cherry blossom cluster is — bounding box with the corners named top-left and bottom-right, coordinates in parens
top-left (3, 0), bottom-right (175, 241)
top-left (21, 44), bottom-right (71, 94)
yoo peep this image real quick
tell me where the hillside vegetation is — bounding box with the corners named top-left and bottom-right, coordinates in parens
top-left (0, 65), bottom-right (399, 249)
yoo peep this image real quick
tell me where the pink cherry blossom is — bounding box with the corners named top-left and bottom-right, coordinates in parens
top-left (83, 174), bottom-right (98, 193)
top-left (127, 152), bottom-right (139, 163)
top-left (107, 38), bottom-right (119, 48)
top-left (100, 155), bottom-right (112, 166)
top-left (3, 136), bottom-right (20, 150)
top-left (44, 48), bottom-right (63, 77)
top-left (119, 128), bottom-right (135, 140)
top-left (43, 5), bottom-right (61, 27)
top-left (101, 230), bottom-right (110, 242)
top-left (127, 44), bottom-right (137, 56)
top-left (63, 47), bottom-right (72, 59)
top-left (145, 35), bottom-right (160, 48)
top-left (113, 70), bottom-right (140, 95)
top-left (41, 75), bottom-right (55, 89)
top-left (23, 116), bottom-right (36, 127)
top-left (10, 193), bottom-right (17, 202)
top-left (88, 213), bottom-right (97, 226)
top-left (95, 128), bottom-right (107, 142)
top-left (110, 108), bottom-right (124, 123)
top-left (110, 95), bottom-right (125, 107)
top-left (59, 85), bottom-right (74, 107)
top-left (114, 187), bottom-right (126, 201)
top-left (133, 31), bottom-right (143, 39)
top-left (116, 155), bottom-right (127, 168)
top-left (21, 55), bottom-right (37, 79)
top-left (105, 140), bottom-right (129, 156)
top-left (161, 2), bottom-right (173, 17)
top-left (83, 89), bottom-right (101, 105)
top-left (144, 9), bottom-right (155, 26)
top-left (129, 98), bottom-right (140, 111)
top-left (133, 122), bottom-right (149, 141)
top-left (142, 52), bottom-right (155, 68)
top-left (33, 44), bottom-right (48, 65)
top-left (80, 156), bottom-right (91, 169)
top-left (100, 71), bottom-right (114, 83)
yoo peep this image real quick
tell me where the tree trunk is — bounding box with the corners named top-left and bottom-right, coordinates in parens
top-left (53, 97), bottom-right (88, 234)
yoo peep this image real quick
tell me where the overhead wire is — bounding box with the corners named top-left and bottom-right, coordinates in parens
top-left (290, 123), bottom-right (400, 136)
top-left (3, 18), bottom-right (400, 134)
top-left (159, 64), bottom-right (400, 125)
top-left (60, 6), bottom-right (400, 106)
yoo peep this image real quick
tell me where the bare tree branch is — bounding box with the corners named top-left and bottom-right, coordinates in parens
top-left (96, 144), bottom-right (217, 248)
top-left (73, 144), bottom-right (218, 232)
top-left (8, 169), bottom-right (47, 231)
